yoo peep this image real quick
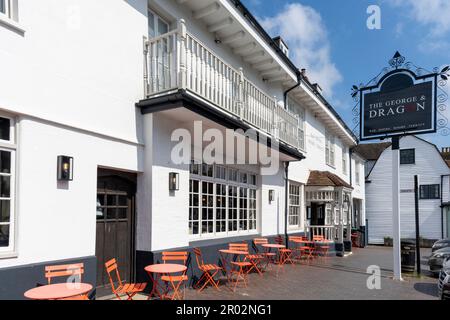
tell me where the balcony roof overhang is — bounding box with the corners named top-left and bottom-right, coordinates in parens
top-left (136, 89), bottom-right (305, 161)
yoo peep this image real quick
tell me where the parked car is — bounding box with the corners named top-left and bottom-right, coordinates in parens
top-left (432, 239), bottom-right (450, 253)
top-left (438, 257), bottom-right (450, 300)
top-left (428, 247), bottom-right (450, 275)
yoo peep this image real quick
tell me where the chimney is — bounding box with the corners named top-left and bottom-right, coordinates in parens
top-left (273, 36), bottom-right (289, 57)
top-left (313, 83), bottom-right (323, 95)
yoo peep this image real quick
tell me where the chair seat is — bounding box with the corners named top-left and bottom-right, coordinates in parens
top-left (201, 264), bottom-right (221, 272)
top-left (279, 249), bottom-right (292, 253)
top-left (263, 252), bottom-right (276, 256)
top-left (161, 275), bottom-right (188, 282)
top-left (117, 282), bottom-right (147, 294)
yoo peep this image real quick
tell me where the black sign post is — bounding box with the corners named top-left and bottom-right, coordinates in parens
top-left (414, 175), bottom-right (421, 275)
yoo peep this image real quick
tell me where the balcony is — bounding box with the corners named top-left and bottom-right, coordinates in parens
top-left (143, 20), bottom-right (301, 150)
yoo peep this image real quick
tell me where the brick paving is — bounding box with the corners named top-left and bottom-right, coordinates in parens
top-left (183, 246), bottom-right (438, 300)
top-left (99, 246), bottom-right (439, 300)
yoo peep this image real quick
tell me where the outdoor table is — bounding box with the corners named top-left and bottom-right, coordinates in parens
top-left (145, 263), bottom-right (187, 300)
top-left (290, 239), bottom-right (315, 260)
top-left (219, 249), bottom-right (248, 281)
top-left (24, 283), bottom-right (92, 300)
top-left (261, 244), bottom-right (285, 265)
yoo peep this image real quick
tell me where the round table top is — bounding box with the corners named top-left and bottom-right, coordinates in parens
top-left (24, 283), bottom-right (92, 300)
top-left (145, 263), bottom-right (187, 274)
top-left (262, 244), bottom-right (285, 249)
top-left (219, 249), bottom-right (248, 255)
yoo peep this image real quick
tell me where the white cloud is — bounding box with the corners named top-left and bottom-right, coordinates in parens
top-left (260, 3), bottom-right (342, 98)
top-left (389, 0), bottom-right (450, 36)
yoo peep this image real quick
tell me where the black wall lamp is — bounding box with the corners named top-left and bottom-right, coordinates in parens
top-left (57, 156), bottom-right (73, 181)
top-left (269, 190), bottom-right (275, 203)
top-left (169, 172), bottom-right (179, 191)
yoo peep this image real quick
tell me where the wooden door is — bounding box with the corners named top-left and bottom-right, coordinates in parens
top-left (95, 174), bottom-right (136, 295)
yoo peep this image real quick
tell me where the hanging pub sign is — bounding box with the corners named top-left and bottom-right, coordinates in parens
top-left (356, 52), bottom-right (438, 141)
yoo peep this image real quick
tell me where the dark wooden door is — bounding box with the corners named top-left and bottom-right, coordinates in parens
top-left (311, 204), bottom-right (325, 226)
top-left (96, 174), bottom-right (136, 295)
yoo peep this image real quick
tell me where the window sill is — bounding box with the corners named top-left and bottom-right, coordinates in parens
top-left (0, 15), bottom-right (25, 34)
top-left (0, 251), bottom-right (18, 260)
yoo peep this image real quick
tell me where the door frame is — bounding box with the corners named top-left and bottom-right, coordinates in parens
top-left (96, 170), bottom-right (137, 293)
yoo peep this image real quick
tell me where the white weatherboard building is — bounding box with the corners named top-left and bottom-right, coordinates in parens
top-left (0, 0), bottom-right (365, 299)
top-left (360, 136), bottom-right (450, 244)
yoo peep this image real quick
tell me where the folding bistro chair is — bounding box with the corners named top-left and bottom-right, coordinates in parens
top-left (229, 243), bottom-right (263, 275)
top-left (227, 243), bottom-right (252, 292)
top-left (193, 248), bottom-right (222, 292)
top-left (288, 236), bottom-right (303, 261)
top-left (253, 238), bottom-right (276, 271)
top-left (161, 251), bottom-right (189, 300)
top-left (45, 263), bottom-right (89, 300)
top-left (275, 236), bottom-right (294, 266)
top-left (104, 258), bottom-right (147, 300)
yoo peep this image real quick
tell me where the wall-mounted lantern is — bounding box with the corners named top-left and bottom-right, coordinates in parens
top-left (169, 172), bottom-right (179, 191)
top-left (269, 190), bottom-right (275, 203)
top-left (57, 156), bottom-right (73, 181)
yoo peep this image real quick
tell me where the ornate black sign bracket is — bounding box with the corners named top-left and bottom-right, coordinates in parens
top-left (351, 51), bottom-right (449, 140)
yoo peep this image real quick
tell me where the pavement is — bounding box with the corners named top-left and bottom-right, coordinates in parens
top-left (99, 246), bottom-right (440, 300)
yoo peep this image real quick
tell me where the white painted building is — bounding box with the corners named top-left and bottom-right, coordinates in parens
top-left (360, 136), bottom-right (450, 244)
top-left (0, 0), bottom-right (364, 299)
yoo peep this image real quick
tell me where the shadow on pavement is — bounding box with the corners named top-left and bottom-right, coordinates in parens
top-left (413, 282), bottom-right (438, 298)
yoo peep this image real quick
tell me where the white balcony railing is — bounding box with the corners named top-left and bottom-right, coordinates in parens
top-left (144, 20), bottom-right (301, 150)
top-left (306, 225), bottom-right (336, 242)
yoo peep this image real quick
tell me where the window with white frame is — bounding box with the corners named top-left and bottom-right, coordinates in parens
top-left (355, 161), bottom-right (361, 185)
top-left (148, 9), bottom-right (169, 38)
top-left (189, 162), bottom-right (258, 238)
top-left (0, 0), bottom-right (18, 22)
top-left (342, 148), bottom-right (347, 175)
top-left (325, 131), bottom-right (335, 167)
top-left (0, 116), bottom-right (16, 254)
top-left (287, 98), bottom-right (306, 151)
top-left (288, 183), bottom-right (302, 227)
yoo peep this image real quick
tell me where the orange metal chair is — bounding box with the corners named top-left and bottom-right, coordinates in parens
top-left (193, 248), bottom-right (222, 292)
top-left (44, 263), bottom-right (89, 300)
top-left (227, 243), bottom-right (252, 292)
top-left (229, 242), bottom-right (263, 275)
top-left (288, 236), bottom-right (304, 261)
top-left (275, 236), bottom-right (294, 266)
top-left (161, 251), bottom-right (189, 300)
top-left (253, 238), bottom-right (276, 270)
top-left (104, 258), bottom-right (147, 300)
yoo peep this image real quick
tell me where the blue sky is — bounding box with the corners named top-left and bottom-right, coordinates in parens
top-left (242, 0), bottom-right (450, 149)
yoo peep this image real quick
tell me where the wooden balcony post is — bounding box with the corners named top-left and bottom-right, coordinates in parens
top-left (178, 19), bottom-right (187, 90)
top-left (238, 67), bottom-right (244, 119)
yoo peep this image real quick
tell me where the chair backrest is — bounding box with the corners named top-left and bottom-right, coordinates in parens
top-left (162, 251), bottom-right (189, 266)
top-left (275, 236), bottom-right (285, 245)
top-left (229, 243), bottom-right (248, 252)
top-left (193, 248), bottom-right (204, 268)
top-left (105, 258), bottom-right (123, 292)
top-left (253, 238), bottom-right (268, 246)
top-left (45, 263), bottom-right (84, 285)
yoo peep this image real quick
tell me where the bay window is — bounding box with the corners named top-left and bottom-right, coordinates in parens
top-left (0, 115), bottom-right (16, 255)
top-left (189, 162), bottom-right (258, 238)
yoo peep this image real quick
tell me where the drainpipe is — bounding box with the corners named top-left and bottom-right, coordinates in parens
top-left (284, 162), bottom-right (290, 247)
top-left (282, 70), bottom-right (302, 247)
top-left (441, 174), bottom-right (450, 239)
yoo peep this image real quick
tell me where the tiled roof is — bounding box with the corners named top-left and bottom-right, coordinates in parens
top-left (442, 152), bottom-right (450, 168)
top-left (307, 171), bottom-right (353, 189)
top-left (352, 142), bottom-right (391, 161)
